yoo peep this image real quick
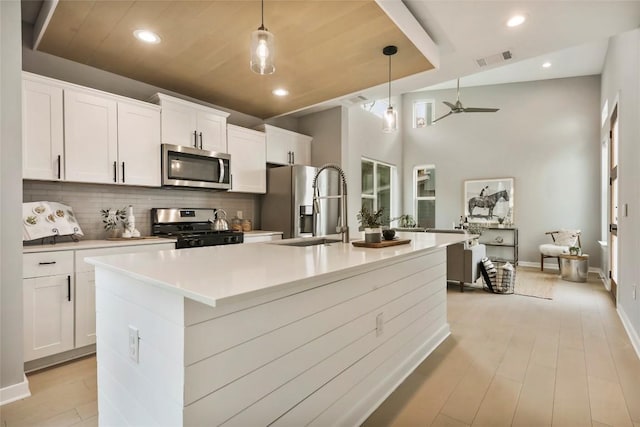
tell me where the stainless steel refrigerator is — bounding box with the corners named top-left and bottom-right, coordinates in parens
top-left (261, 165), bottom-right (340, 239)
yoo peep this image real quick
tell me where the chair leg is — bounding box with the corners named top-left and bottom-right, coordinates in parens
top-left (540, 254), bottom-right (544, 271)
top-left (557, 257), bottom-right (561, 271)
top-left (460, 281), bottom-right (464, 292)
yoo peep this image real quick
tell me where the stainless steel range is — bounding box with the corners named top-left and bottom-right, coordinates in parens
top-left (151, 208), bottom-right (243, 249)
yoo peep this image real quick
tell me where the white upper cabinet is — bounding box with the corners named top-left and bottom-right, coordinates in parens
top-left (64, 89), bottom-right (119, 184)
top-left (151, 93), bottom-right (229, 153)
top-left (22, 73), bottom-right (162, 187)
top-left (117, 101), bottom-right (161, 186)
top-left (22, 76), bottom-right (64, 180)
top-left (227, 124), bottom-right (266, 194)
top-left (255, 124), bottom-right (312, 166)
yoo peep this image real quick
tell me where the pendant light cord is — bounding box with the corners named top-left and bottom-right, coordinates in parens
top-left (260, 0), bottom-right (265, 30)
top-left (388, 54), bottom-right (392, 104)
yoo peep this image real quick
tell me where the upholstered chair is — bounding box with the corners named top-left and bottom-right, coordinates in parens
top-left (539, 229), bottom-right (581, 271)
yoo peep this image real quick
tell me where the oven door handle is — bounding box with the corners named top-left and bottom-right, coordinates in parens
top-left (219, 158), bottom-right (225, 183)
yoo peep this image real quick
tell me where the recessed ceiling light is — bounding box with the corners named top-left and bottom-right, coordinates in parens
top-left (133, 29), bottom-right (161, 44)
top-left (542, 62), bottom-right (552, 68)
top-left (272, 88), bottom-right (289, 97)
top-left (506, 15), bottom-right (526, 27)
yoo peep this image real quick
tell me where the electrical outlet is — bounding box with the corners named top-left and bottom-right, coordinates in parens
top-left (237, 210), bottom-right (243, 220)
top-left (128, 326), bottom-right (139, 363)
top-left (376, 313), bottom-right (384, 337)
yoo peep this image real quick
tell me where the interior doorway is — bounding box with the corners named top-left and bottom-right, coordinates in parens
top-left (609, 104), bottom-right (619, 305)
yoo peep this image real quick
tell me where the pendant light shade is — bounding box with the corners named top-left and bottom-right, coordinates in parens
top-left (382, 45), bottom-right (398, 133)
top-left (250, 0), bottom-right (275, 75)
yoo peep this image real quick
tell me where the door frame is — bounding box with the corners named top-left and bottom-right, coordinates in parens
top-left (608, 103), bottom-right (619, 305)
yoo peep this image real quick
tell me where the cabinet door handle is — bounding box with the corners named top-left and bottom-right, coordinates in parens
top-left (38, 261), bottom-right (56, 265)
top-left (288, 151), bottom-right (292, 164)
top-left (292, 151), bottom-right (295, 164)
top-left (67, 275), bottom-right (71, 302)
top-left (113, 161), bottom-right (117, 182)
top-left (57, 155), bottom-right (61, 179)
top-left (122, 162), bottom-right (126, 183)
top-left (199, 132), bottom-right (203, 149)
top-left (193, 130), bottom-right (198, 148)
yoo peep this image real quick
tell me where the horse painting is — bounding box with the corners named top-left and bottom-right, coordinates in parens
top-left (468, 190), bottom-right (509, 218)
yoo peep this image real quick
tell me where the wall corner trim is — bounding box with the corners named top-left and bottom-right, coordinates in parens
top-left (617, 305), bottom-right (640, 361)
top-left (0, 374), bottom-right (31, 406)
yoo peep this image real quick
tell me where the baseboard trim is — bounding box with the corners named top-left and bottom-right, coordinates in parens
top-left (518, 261), bottom-right (601, 275)
top-left (0, 374), bottom-right (31, 406)
top-left (617, 305), bottom-right (640, 361)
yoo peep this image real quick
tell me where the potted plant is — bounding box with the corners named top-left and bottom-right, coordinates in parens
top-left (395, 214), bottom-right (417, 228)
top-left (100, 207), bottom-right (127, 238)
top-left (357, 206), bottom-right (385, 243)
top-left (569, 246), bottom-right (581, 256)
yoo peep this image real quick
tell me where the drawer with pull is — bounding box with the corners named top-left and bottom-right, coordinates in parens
top-left (23, 251), bottom-right (73, 278)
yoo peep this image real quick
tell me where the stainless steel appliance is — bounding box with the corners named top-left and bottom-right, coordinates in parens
top-left (151, 208), bottom-right (243, 249)
top-left (162, 144), bottom-right (231, 190)
top-left (261, 165), bottom-right (341, 239)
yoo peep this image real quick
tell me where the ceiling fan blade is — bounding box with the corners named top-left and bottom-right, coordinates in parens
top-left (433, 111), bottom-right (453, 123)
top-left (462, 107), bottom-right (500, 113)
top-left (443, 101), bottom-right (456, 109)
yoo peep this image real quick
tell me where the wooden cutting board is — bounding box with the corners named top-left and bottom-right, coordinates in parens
top-left (351, 238), bottom-right (411, 248)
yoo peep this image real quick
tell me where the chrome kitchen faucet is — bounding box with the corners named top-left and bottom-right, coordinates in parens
top-left (312, 164), bottom-right (349, 243)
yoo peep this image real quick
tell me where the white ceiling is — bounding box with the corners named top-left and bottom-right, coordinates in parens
top-left (292, 0), bottom-right (640, 117)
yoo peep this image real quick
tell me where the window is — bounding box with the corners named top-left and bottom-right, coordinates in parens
top-left (414, 165), bottom-right (435, 228)
top-left (413, 100), bottom-right (435, 128)
top-left (361, 100), bottom-right (390, 119)
top-left (361, 159), bottom-right (394, 220)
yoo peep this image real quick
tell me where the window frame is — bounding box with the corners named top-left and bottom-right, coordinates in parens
top-left (413, 164), bottom-right (436, 227)
top-left (361, 157), bottom-right (395, 219)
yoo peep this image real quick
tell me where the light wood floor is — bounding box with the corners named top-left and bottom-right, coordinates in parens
top-left (2, 268), bottom-right (639, 427)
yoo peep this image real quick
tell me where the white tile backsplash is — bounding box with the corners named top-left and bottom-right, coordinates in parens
top-left (23, 181), bottom-right (260, 240)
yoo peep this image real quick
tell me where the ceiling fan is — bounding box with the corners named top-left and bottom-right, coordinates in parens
top-left (433, 79), bottom-right (499, 123)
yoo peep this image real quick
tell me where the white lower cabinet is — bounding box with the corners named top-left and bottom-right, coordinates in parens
top-left (23, 242), bottom-right (175, 363)
top-left (23, 251), bottom-right (75, 362)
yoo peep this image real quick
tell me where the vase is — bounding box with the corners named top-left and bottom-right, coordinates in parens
top-left (364, 227), bottom-right (382, 243)
top-left (106, 228), bottom-right (119, 239)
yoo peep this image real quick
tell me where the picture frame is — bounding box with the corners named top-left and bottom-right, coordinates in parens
top-left (464, 178), bottom-right (514, 224)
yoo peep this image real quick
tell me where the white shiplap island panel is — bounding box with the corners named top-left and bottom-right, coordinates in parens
top-left (87, 232), bottom-right (466, 426)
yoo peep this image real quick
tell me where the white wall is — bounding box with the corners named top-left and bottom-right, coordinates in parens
top-left (344, 97), bottom-right (403, 234)
top-left (1, 0), bottom-right (26, 392)
top-left (601, 28), bottom-right (640, 350)
top-left (402, 77), bottom-right (601, 267)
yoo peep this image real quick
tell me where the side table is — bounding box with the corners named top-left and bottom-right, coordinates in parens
top-left (559, 253), bottom-right (589, 282)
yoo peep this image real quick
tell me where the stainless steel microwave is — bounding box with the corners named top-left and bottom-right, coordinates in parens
top-left (162, 144), bottom-right (231, 190)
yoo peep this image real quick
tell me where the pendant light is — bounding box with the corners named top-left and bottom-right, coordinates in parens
top-left (250, 0), bottom-right (275, 75)
top-left (382, 45), bottom-right (398, 133)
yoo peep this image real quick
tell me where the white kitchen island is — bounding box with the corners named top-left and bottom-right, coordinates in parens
top-left (86, 232), bottom-right (468, 426)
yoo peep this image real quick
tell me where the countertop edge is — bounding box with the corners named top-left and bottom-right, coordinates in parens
top-left (23, 238), bottom-right (176, 253)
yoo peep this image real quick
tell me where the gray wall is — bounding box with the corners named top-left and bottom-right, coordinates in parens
top-left (601, 29), bottom-right (640, 342)
top-left (23, 181), bottom-right (260, 240)
top-left (299, 106), bottom-right (343, 167)
top-left (402, 77), bottom-right (601, 267)
top-left (1, 0), bottom-right (25, 390)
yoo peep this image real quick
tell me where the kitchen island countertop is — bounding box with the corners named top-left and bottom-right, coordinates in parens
top-left (86, 232), bottom-right (466, 307)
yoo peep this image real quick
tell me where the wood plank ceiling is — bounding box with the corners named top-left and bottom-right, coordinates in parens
top-left (36, 0), bottom-right (435, 118)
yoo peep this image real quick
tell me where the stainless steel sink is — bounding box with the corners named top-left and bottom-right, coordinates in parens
top-left (275, 238), bottom-right (342, 247)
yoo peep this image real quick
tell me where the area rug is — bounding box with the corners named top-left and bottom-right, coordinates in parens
top-left (513, 268), bottom-right (555, 299)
